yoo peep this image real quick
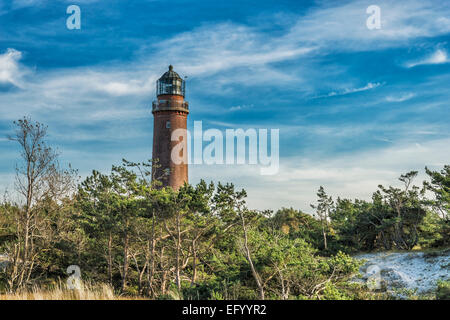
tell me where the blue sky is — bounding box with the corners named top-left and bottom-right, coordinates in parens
top-left (0, 0), bottom-right (449, 211)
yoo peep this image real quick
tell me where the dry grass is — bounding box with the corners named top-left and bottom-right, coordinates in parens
top-left (0, 281), bottom-right (140, 300)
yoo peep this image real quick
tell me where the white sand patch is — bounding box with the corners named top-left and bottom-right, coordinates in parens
top-left (354, 250), bottom-right (450, 294)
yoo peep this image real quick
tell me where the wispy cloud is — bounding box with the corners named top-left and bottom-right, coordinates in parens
top-left (151, 22), bottom-right (316, 88)
top-left (315, 82), bottom-right (382, 99)
top-left (288, 0), bottom-right (450, 51)
top-left (386, 93), bottom-right (415, 102)
top-left (229, 104), bottom-right (254, 112)
top-left (405, 49), bottom-right (450, 68)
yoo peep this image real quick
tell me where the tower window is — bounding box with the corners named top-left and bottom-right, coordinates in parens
top-left (166, 121), bottom-right (171, 128)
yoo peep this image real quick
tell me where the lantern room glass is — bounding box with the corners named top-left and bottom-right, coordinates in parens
top-left (156, 67), bottom-right (186, 97)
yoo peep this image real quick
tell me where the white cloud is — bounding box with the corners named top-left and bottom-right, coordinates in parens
top-left (151, 22), bottom-right (316, 86)
top-left (96, 79), bottom-right (155, 96)
top-left (0, 67), bottom-right (156, 128)
top-left (386, 93), bottom-right (415, 102)
top-left (405, 49), bottom-right (450, 68)
top-left (229, 104), bottom-right (254, 112)
top-left (340, 82), bottom-right (382, 94)
top-left (315, 82), bottom-right (382, 98)
top-left (0, 48), bottom-right (27, 88)
top-left (288, 0), bottom-right (450, 51)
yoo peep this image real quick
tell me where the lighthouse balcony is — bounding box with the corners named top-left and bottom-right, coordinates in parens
top-left (152, 100), bottom-right (189, 113)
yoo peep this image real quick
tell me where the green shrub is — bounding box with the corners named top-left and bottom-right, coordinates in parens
top-left (322, 283), bottom-right (349, 300)
top-left (436, 280), bottom-right (450, 300)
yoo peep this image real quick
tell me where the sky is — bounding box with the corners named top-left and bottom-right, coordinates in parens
top-left (0, 0), bottom-right (449, 212)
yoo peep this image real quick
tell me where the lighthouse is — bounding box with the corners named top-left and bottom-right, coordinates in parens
top-left (152, 65), bottom-right (189, 189)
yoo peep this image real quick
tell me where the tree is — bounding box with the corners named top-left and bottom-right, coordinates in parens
top-left (181, 180), bottom-right (215, 286)
top-left (6, 117), bottom-right (76, 290)
top-left (77, 170), bottom-right (117, 285)
top-left (422, 166), bottom-right (450, 246)
top-left (424, 166), bottom-right (450, 220)
top-left (311, 186), bottom-right (333, 250)
top-left (376, 171), bottom-right (426, 250)
top-left (213, 183), bottom-right (265, 300)
top-left (109, 164), bottom-right (144, 292)
top-left (270, 207), bottom-right (323, 250)
top-left (329, 198), bottom-right (370, 252)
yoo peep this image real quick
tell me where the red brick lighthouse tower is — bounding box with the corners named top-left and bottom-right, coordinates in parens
top-left (152, 65), bottom-right (189, 189)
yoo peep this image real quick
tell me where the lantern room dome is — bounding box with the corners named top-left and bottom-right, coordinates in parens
top-left (159, 65), bottom-right (182, 81)
top-left (157, 65), bottom-right (185, 97)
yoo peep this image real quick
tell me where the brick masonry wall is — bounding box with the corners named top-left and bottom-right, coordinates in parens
top-left (152, 101), bottom-right (188, 190)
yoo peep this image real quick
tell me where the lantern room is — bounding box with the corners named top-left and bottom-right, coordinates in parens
top-left (156, 65), bottom-right (186, 97)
